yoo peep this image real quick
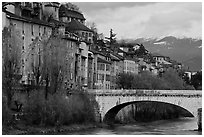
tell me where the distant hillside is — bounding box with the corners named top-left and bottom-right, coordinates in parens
top-left (119, 36), bottom-right (202, 71)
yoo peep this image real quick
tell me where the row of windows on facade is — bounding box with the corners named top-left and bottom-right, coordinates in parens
top-left (97, 63), bottom-right (110, 71)
top-left (61, 16), bottom-right (84, 24)
top-left (98, 83), bottom-right (111, 89)
top-left (97, 74), bottom-right (110, 81)
top-left (126, 66), bottom-right (137, 72)
top-left (81, 31), bottom-right (92, 37)
top-left (13, 23), bottom-right (49, 37)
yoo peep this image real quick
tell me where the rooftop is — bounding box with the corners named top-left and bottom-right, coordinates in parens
top-left (97, 57), bottom-right (112, 64)
top-left (110, 51), bottom-right (124, 60)
top-left (66, 19), bottom-right (93, 32)
top-left (59, 5), bottom-right (85, 20)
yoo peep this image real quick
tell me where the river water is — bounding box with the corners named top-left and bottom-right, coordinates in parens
top-left (65, 118), bottom-right (201, 135)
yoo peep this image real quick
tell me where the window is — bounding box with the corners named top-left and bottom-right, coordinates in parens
top-left (39, 26), bottom-right (41, 36)
top-left (82, 32), bottom-right (84, 36)
top-left (31, 24), bottom-right (34, 35)
top-left (102, 64), bottom-right (104, 71)
top-left (106, 64), bottom-right (110, 71)
top-left (106, 74), bottom-right (110, 81)
top-left (101, 74), bottom-right (104, 81)
top-left (22, 22), bottom-right (25, 35)
top-left (98, 63), bottom-right (105, 71)
top-left (44, 27), bottom-right (46, 34)
top-left (70, 42), bottom-right (73, 49)
top-left (98, 74), bottom-right (104, 81)
top-left (89, 33), bottom-right (92, 37)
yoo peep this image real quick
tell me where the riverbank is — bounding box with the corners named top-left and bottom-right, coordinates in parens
top-left (2, 123), bottom-right (108, 135)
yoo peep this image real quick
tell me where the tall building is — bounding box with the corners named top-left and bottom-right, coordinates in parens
top-left (2, 2), bottom-right (80, 86)
top-left (58, 5), bottom-right (94, 88)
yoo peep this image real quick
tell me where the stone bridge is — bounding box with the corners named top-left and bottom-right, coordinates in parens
top-left (88, 90), bottom-right (202, 123)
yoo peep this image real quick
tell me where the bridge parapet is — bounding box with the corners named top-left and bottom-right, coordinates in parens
top-left (88, 90), bottom-right (202, 97)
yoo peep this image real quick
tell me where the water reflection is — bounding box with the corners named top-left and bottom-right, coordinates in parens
top-left (65, 118), bottom-right (201, 135)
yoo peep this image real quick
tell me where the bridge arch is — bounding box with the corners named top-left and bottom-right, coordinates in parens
top-left (103, 101), bottom-right (194, 123)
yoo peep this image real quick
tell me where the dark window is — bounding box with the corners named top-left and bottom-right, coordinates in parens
top-left (44, 27), bottom-right (46, 34)
top-left (31, 24), bottom-right (34, 35)
top-left (39, 26), bottom-right (41, 36)
top-left (22, 59), bottom-right (24, 64)
top-left (106, 64), bottom-right (110, 71)
top-left (106, 74), bottom-right (110, 81)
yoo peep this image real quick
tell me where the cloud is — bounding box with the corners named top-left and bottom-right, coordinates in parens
top-left (76, 2), bottom-right (202, 39)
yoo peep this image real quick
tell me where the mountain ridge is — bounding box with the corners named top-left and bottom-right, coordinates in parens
top-left (118, 36), bottom-right (202, 71)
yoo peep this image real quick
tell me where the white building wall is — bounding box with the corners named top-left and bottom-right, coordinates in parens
top-left (2, 12), bottom-right (7, 29)
top-left (3, 13), bottom-right (53, 83)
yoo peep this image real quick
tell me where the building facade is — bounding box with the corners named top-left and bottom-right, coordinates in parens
top-left (2, 2), bottom-right (80, 87)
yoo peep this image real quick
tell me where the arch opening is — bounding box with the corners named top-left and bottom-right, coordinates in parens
top-left (103, 101), bottom-right (194, 124)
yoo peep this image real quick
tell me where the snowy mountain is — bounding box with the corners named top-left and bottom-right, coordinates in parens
top-left (120, 36), bottom-right (202, 71)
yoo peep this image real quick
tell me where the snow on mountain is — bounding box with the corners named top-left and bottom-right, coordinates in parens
top-left (153, 41), bottom-right (167, 45)
top-left (119, 36), bottom-right (202, 71)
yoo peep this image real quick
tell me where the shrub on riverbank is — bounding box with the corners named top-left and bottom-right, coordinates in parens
top-left (2, 92), bottom-right (13, 126)
top-left (22, 89), bottom-right (98, 126)
top-left (116, 69), bottom-right (195, 90)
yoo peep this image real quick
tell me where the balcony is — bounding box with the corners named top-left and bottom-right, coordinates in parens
top-left (79, 36), bottom-right (92, 44)
top-left (63, 31), bottom-right (80, 41)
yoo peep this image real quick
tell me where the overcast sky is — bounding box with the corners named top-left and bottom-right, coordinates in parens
top-left (73, 2), bottom-right (202, 40)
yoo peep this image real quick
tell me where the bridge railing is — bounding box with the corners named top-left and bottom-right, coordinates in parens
top-left (88, 89), bottom-right (202, 96)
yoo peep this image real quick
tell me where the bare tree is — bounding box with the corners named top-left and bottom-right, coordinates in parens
top-left (2, 25), bottom-right (22, 107)
top-left (27, 33), bottom-right (73, 99)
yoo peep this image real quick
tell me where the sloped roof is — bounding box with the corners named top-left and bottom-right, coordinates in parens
top-left (97, 57), bottom-right (111, 64)
top-left (124, 56), bottom-right (138, 62)
top-left (110, 51), bottom-right (124, 60)
top-left (49, 18), bottom-right (67, 27)
top-left (110, 54), bottom-right (120, 61)
top-left (66, 19), bottom-right (93, 32)
top-left (89, 48), bottom-right (101, 54)
top-left (59, 5), bottom-right (85, 20)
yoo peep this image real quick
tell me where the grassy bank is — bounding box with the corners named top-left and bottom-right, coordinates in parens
top-left (2, 123), bottom-right (103, 135)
